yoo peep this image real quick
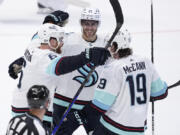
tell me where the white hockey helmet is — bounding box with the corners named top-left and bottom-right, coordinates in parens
top-left (112, 28), bottom-right (131, 50)
top-left (80, 7), bottom-right (101, 22)
top-left (38, 23), bottom-right (64, 50)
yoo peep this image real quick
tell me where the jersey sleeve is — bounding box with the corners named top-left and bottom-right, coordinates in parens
top-left (46, 52), bottom-right (89, 76)
top-left (46, 56), bottom-right (63, 75)
top-left (92, 63), bottom-right (121, 111)
top-left (28, 49), bottom-right (61, 76)
top-left (150, 63), bottom-right (168, 101)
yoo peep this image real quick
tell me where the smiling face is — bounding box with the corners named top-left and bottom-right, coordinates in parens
top-left (81, 20), bottom-right (99, 42)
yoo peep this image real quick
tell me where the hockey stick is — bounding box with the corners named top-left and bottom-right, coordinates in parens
top-left (168, 80), bottom-right (180, 89)
top-left (51, 0), bottom-right (124, 134)
top-left (150, 0), bottom-right (155, 135)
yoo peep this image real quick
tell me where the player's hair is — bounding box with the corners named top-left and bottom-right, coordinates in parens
top-left (117, 48), bottom-right (133, 58)
top-left (111, 41), bottom-right (132, 58)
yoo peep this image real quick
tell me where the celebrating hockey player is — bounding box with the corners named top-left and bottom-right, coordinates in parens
top-left (8, 10), bottom-right (69, 80)
top-left (6, 85), bottom-right (51, 135)
top-left (52, 7), bottom-right (108, 134)
top-left (58, 29), bottom-right (168, 135)
top-left (8, 7), bottom-right (109, 134)
top-left (10, 23), bottom-right (110, 131)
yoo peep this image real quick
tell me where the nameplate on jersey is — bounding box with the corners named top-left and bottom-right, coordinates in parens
top-left (24, 49), bottom-right (32, 62)
top-left (123, 62), bottom-right (146, 74)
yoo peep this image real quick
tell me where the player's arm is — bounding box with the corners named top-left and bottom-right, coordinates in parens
top-left (47, 47), bottom-right (110, 75)
top-left (150, 78), bottom-right (168, 101)
top-left (150, 61), bottom-right (168, 101)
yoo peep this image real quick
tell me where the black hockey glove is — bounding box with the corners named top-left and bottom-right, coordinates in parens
top-left (43, 10), bottom-right (69, 27)
top-left (8, 57), bottom-right (25, 79)
top-left (84, 47), bottom-right (110, 66)
top-left (58, 111), bottom-right (86, 135)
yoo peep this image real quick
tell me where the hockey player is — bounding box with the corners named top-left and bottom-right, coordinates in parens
top-left (6, 85), bottom-right (50, 135)
top-left (8, 7), bottom-right (107, 133)
top-left (57, 29), bottom-right (168, 135)
top-left (52, 7), bottom-right (108, 134)
top-left (10, 23), bottom-right (110, 131)
top-left (8, 10), bottom-right (69, 80)
top-left (31, 10), bottom-right (69, 47)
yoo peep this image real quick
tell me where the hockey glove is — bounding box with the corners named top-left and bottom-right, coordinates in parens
top-left (85, 47), bottom-right (110, 66)
top-left (8, 57), bottom-right (25, 79)
top-left (43, 10), bottom-right (69, 27)
top-left (58, 111), bottom-right (86, 135)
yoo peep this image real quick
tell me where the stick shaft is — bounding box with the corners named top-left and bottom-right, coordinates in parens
top-left (151, 0), bottom-right (155, 135)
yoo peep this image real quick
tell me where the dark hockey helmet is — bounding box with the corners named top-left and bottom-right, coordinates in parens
top-left (27, 85), bottom-right (50, 109)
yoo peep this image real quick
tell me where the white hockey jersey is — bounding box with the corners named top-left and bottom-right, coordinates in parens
top-left (92, 55), bottom-right (167, 135)
top-left (53, 32), bottom-right (106, 109)
top-left (12, 47), bottom-right (61, 122)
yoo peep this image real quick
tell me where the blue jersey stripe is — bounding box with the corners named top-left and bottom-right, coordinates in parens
top-left (92, 99), bottom-right (110, 110)
top-left (94, 89), bottom-right (116, 107)
top-left (43, 115), bottom-right (52, 123)
top-left (151, 79), bottom-right (167, 97)
top-left (12, 112), bottom-right (24, 117)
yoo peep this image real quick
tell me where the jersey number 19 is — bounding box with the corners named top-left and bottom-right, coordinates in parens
top-left (126, 73), bottom-right (147, 106)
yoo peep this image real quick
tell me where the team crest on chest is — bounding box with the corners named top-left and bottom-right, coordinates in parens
top-left (73, 63), bottom-right (98, 87)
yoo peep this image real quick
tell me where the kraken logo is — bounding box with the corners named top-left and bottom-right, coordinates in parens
top-left (73, 63), bottom-right (98, 87)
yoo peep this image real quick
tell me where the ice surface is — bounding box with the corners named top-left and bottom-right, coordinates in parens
top-left (0, 0), bottom-right (180, 134)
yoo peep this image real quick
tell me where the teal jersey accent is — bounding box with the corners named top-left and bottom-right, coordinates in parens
top-left (151, 78), bottom-right (167, 97)
top-left (46, 57), bottom-right (62, 75)
top-left (53, 98), bottom-right (84, 110)
top-left (92, 89), bottom-right (116, 110)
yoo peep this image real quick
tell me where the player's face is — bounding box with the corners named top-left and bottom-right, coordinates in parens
top-left (81, 20), bottom-right (98, 41)
top-left (49, 37), bottom-right (59, 49)
top-left (49, 37), bottom-right (64, 52)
